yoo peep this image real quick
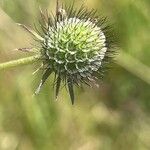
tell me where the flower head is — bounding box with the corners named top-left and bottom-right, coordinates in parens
top-left (33, 2), bottom-right (114, 104)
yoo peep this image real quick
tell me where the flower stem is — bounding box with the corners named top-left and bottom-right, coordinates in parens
top-left (117, 52), bottom-right (150, 85)
top-left (0, 54), bottom-right (41, 71)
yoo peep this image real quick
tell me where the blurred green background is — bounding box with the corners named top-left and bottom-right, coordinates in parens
top-left (0, 0), bottom-right (150, 150)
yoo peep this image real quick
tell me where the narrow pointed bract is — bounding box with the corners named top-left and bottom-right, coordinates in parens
top-left (67, 78), bottom-right (75, 105)
top-left (17, 23), bottom-right (44, 41)
top-left (55, 75), bottom-right (61, 100)
top-left (35, 68), bottom-right (52, 94)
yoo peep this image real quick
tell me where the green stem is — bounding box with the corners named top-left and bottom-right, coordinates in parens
top-left (116, 52), bottom-right (150, 85)
top-left (0, 54), bottom-right (41, 71)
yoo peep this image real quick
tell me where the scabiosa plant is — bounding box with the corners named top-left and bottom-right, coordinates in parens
top-left (0, 0), bottom-right (114, 104)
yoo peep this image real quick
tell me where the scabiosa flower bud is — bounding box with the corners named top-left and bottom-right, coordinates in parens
top-left (33, 2), bottom-right (114, 104)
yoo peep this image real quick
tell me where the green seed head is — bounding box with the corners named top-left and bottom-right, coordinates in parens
top-left (34, 3), bottom-right (114, 104)
top-left (43, 18), bottom-right (107, 77)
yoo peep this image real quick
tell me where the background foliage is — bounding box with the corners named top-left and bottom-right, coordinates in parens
top-left (0, 0), bottom-right (150, 150)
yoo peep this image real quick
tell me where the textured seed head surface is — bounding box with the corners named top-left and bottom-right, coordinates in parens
top-left (42, 17), bottom-right (107, 77)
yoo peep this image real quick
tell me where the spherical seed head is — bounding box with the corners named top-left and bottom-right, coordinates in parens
top-left (42, 18), bottom-right (107, 78)
top-left (35, 4), bottom-right (114, 104)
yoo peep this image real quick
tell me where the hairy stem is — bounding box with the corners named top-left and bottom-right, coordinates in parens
top-left (0, 54), bottom-right (41, 71)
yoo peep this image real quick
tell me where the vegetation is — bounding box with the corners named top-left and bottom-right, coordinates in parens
top-left (0, 0), bottom-right (149, 149)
